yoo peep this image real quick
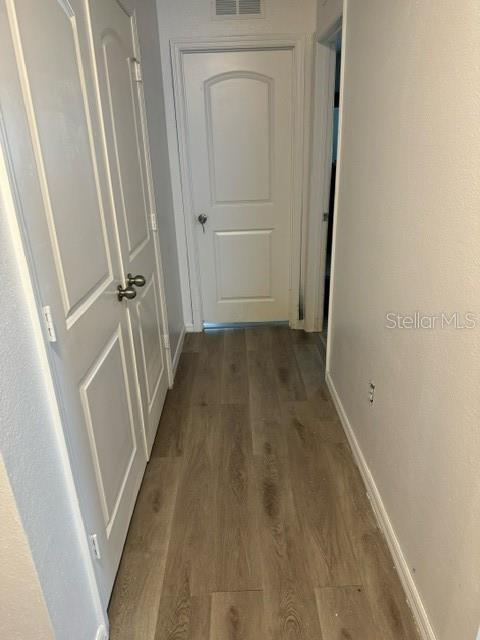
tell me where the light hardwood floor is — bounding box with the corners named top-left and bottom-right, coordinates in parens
top-left (108, 327), bottom-right (420, 640)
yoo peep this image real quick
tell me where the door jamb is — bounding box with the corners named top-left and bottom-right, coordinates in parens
top-left (129, 8), bottom-right (175, 388)
top-left (303, 18), bottom-right (342, 333)
top-left (170, 35), bottom-right (308, 331)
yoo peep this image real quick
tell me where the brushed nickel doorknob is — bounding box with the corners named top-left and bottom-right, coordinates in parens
top-left (197, 213), bottom-right (207, 233)
top-left (127, 273), bottom-right (146, 287)
top-left (117, 285), bottom-right (137, 301)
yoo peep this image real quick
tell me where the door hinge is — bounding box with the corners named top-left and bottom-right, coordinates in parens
top-left (150, 213), bottom-right (158, 231)
top-left (131, 57), bottom-right (142, 82)
top-left (163, 334), bottom-right (171, 351)
top-left (89, 533), bottom-right (101, 560)
top-left (42, 305), bottom-right (57, 342)
top-left (323, 211), bottom-right (329, 222)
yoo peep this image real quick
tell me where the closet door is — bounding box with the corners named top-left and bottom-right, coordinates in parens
top-left (87, 0), bottom-right (170, 454)
top-left (1, 0), bottom-right (167, 602)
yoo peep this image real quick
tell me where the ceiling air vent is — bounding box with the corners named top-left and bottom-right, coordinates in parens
top-left (215, 0), bottom-right (237, 15)
top-left (214, 0), bottom-right (264, 19)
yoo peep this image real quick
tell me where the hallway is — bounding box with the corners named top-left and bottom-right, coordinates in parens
top-left (108, 327), bottom-right (419, 639)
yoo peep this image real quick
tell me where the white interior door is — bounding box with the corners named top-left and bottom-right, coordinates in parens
top-left (0, 0), bottom-right (168, 605)
top-left (87, 0), bottom-right (169, 455)
top-left (182, 49), bottom-right (294, 324)
top-left (2, 0), bottom-right (167, 603)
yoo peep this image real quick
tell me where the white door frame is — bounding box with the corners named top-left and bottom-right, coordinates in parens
top-left (303, 19), bottom-right (342, 333)
top-left (171, 35), bottom-right (308, 331)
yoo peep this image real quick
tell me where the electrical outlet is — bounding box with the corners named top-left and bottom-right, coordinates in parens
top-left (369, 381), bottom-right (376, 405)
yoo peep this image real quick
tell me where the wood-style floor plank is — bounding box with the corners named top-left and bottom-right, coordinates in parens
top-left (286, 419), bottom-right (362, 588)
top-left (182, 332), bottom-right (205, 354)
top-left (165, 352), bottom-right (199, 407)
top-left (224, 328), bottom-right (247, 353)
top-left (108, 459), bottom-right (180, 639)
top-left (284, 400), bottom-right (346, 444)
top-left (270, 326), bottom-right (307, 402)
top-left (315, 585), bottom-right (378, 640)
top-left (290, 329), bottom-right (321, 346)
top-left (247, 348), bottom-right (282, 423)
top-left (293, 342), bottom-right (336, 418)
top-left (213, 405), bottom-right (262, 592)
top-left (109, 328), bottom-right (420, 640)
top-left (110, 549), bottom-right (165, 640)
top-left (191, 331), bottom-right (225, 406)
top-left (123, 458), bottom-right (180, 555)
top-left (245, 326), bottom-right (273, 351)
top-left (210, 590), bottom-right (266, 640)
top-left (155, 591), bottom-right (211, 640)
top-left (150, 404), bottom-right (190, 458)
top-left (221, 330), bottom-right (248, 405)
top-left (254, 450), bottom-right (324, 640)
top-left (251, 417), bottom-right (289, 458)
top-left (161, 406), bottom-right (219, 597)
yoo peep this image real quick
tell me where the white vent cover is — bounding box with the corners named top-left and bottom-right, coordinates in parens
top-left (214, 0), bottom-right (264, 19)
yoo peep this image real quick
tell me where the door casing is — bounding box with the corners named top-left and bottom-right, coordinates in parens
top-left (303, 20), bottom-right (343, 333)
top-left (171, 35), bottom-right (308, 331)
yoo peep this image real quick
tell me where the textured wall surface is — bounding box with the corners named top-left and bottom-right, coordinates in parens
top-left (133, 0), bottom-right (185, 356)
top-left (0, 458), bottom-right (54, 640)
top-left (155, 0), bottom-right (317, 328)
top-left (329, 1), bottom-right (480, 638)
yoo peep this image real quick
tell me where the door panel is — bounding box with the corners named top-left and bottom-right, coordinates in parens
top-left (101, 32), bottom-right (150, 257)
top-left (207, 74), bottom-right (272, 203)
top-left (80, 327), bottom-right (138, 532)
top-left (87, 0), bottom-right (169, 455)
top-left (5, 0), bottom-right (149, 602)
top-left (182, 49), bottom-right (294, 323)
top-left (215, 230), bottom-right (273, 300)
top-left (12, 0), bottom-right (113, 323)
top-left (135, 274), bottom-right (165, 408)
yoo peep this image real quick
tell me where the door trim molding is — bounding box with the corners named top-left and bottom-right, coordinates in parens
top-left (171, 325), bottom-right (186, 380)
top-left (303, 30), bottom-right (338, 332)
top-left (171, 34), bottom-right (308, 330)
top-left (129, 11), bottom-right (174, 389)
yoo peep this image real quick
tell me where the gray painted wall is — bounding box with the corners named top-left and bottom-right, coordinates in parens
top-left (329, 1), bottom-right (480, 637)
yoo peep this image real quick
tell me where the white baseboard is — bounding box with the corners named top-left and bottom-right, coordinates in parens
top-left (185, 323), bottom-right (196, 333)
top-left (95, 625), bottom-right (108, 640)
top-left (326, 372), bottom-right (437, 640)
top-left (171, 326), bottom-right (186, 380)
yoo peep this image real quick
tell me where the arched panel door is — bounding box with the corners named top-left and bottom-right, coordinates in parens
top-left (182, 49), bottom-right (294, 323)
